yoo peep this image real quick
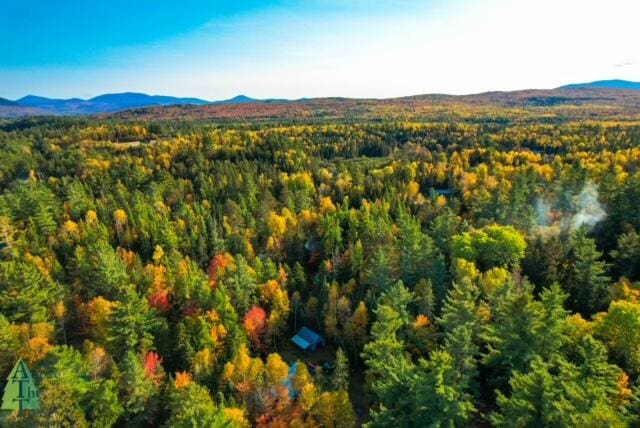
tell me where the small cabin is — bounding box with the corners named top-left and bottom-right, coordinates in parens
top-left (291, 327), bottom-right (325, 351)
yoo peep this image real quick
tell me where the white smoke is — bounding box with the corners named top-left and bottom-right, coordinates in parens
top-left (535, 198), bottom-right (551, 226)
top-left (534, 182), bottom-right (606, 234)
top-left (570, 183), bottom-right (606, 230)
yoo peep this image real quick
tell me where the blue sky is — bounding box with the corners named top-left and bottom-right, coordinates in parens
top-left (1, 0), bottom-right (639, 100)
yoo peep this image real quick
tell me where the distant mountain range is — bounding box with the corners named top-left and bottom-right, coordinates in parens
top-left (1, 80), bottom-right (640, 118)
top-left (558, 79), bottom-right (640, 90)
top-left (5, 92), bottom-right (274, 116)
top-left (17, 93), bottom-right (208, 114)
top-left (0, 92), bottom-right (287, 117)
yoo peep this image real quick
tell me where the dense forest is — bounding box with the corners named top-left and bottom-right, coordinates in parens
top-left (2, 110), bottom-right (640, 427)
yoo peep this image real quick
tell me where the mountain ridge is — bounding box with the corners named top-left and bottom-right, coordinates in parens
top-left (0, 97), bottom-right (18, 106)
top-left (558, 79), bottom-right (640, 90)
top-left (3, 81), bottom-right (640, 118)
top-left (105, 87), bottom-right (640, 122)
top-left (2, 92), bottom-right (288, 116)
top-left (11, 92), bottom-right (289, 114)
top-left (16, 92), bottom-right (213, 114)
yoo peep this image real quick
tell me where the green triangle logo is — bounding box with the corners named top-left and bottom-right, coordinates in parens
top-left (1, 359), bottom-right (40, 411)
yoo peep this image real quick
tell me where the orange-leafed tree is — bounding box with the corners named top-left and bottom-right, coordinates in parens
top-left (207, 252), bottom-right (235, 289)
top-left (244, 306), bottom-right (267, 351)
top-left (174, 371), bottom-right (193, 389)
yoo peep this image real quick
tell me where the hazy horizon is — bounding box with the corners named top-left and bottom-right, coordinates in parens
top-left (2, 79), bottom-right (638, 104)
top-left (2, 0), bottom-right (639, 100)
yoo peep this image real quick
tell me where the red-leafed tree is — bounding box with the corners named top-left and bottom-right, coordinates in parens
top-left (143, 351), bottom-right (165, 386)
top-left (148, 289), bottom-right (171, 313)
top-left (244, 306), bottom-right (267, 351)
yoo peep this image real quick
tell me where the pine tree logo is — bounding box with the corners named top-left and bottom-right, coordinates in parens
top-left (1, 359), bottom-right (40, 411)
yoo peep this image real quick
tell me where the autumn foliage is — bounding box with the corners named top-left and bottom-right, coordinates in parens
top-left (207, 252), bottom-right (234, 289)
top-left (244, 306), bottom-right (267, 351)
top-left (5, 106), bottom-right (640, 426)
top-left (143, 351), bottom-right (164, 386)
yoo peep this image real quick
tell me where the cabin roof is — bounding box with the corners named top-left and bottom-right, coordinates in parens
top-left (291, 326), bottom-right (325, 350)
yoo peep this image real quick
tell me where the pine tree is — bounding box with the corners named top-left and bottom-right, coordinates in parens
top-left (492, 337), bottom-right (628, 427)
top-left (367, 351), bottom-right (476, 427)
top-left (414, 278), bottom-right (435, 318)
top-left (363, 248), bottom-right (396, 300)
top-left (226, 254), bottom-right (258, 316)
top-left (377, 281), bottom-right (414, 325)
top-left (120, 351), bottom-right (159, 425)
top-left (82, 379), bottom-right (124, 428)
top-left (333, 390), bottom-right (357, 428)
top-left (364, 293), bottom-right (475, 427)
top-left (442, 324), bottom-right (479, 396)
top-left (522, 234), bottom-right (565, 293)
top-left (0, 259), bottom-right (63, 322)
top-left (362, 305), bottom-right (406, 380)
top-left (438, 262), bottom-right (482, 338)
top-left (437, 260), bottom-right (484, 398)
top-left (483, 283), bottom-right (568, 392)
top-left (79, 239), bottom-right (129, 300)
top-left (565, 228), bottom-right (611, 316)
top-left (428, 207), bottom-right (462, 256)
top-left (333, 348), bottom-right (350, 391)
top-left (397, 213), bottom-right (446, 290)
top-left (611, 229), bottom-right (640, 281)
top-left (107, 285), bottom-right (160, 355)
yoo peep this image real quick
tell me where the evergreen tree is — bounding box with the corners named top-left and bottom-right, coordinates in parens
top-left (437, 260), bottom-right (484, 397)
top-left (362, 304), bottom-right (406, 380)
top-left (119, 350), bottom-right (159, 425)
top-left (78, 239), bottom-right (129, 300)
top-left (564, 228), bottom-right (611, 317)
top-left (414, 278), bottom-right (436, 317)
top-left (333, 348), bottom-right (350, 391)
top-left (611, 229), bottom-right (640, 282)
top-left (107, 285), bottom-right (161, 355)
top-left (397, 213), bottom-right (446, 290)
top-left (367, 351), bottom-right (476, 427)
top-left (164, 382), bottom-right (232, 427)
top-left (492, 337), bottom-right (628, 427)
top-left (363, 248), bottom-right (396, 300)
top-left (377, 281), bottom-right (414, 325)
top-left (333, 390), bottom-right (358, 428)
top-left (442, 324), bottom-right (480, 397)
top-left (0, 259), bottom-right (63, 322)
top-left (428, 207), bottom-right (462, 257)
top-left (522, 234), bottom-right (565, 293)
top-left (483, 283), bottom-right (569, 392)
top-left (438, 261), bottom-right (482, 338)
top-left (82, 379), bottom-right (124, 428)
top-left (225, 254), bottom-right (258, 316)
